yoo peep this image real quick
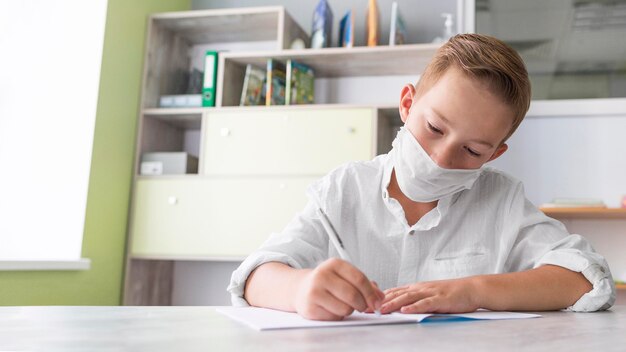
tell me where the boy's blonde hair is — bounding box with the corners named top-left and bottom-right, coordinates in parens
top-left (416, 33), bottom-right (531, 143)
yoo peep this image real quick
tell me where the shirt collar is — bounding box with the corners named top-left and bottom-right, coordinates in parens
top-left (380, 152), bottom-right (456, 232)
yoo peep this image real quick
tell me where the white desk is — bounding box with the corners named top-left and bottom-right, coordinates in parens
top-left (0, 305), bottom-right (625, 351)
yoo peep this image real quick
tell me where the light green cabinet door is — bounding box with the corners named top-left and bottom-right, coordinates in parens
top-left (129, 177), bottom-right (315, 258)
top-left (202, 108), bottom-right (375, 175)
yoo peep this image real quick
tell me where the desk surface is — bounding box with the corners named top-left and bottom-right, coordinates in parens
top-left (1, 305), bottom-right (625, 351)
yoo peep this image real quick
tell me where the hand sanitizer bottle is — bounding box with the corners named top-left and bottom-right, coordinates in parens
top-left (432, 13), bottom-right (454, 43)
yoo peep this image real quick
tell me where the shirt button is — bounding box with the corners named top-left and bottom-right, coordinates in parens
top-left (409, 230), bottom-right (415, 235)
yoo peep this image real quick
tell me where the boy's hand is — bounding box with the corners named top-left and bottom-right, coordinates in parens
top-left (380, 277), bottom-right (481, 314)
top-left (293, 258), bottom-right (385, 321)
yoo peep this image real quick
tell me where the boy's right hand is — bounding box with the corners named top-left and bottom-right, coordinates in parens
top-left (293, 258), bottom-right (385, 321)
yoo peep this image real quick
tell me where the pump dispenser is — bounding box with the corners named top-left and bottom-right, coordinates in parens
top-left (432, 13), bottom-right (454, 43)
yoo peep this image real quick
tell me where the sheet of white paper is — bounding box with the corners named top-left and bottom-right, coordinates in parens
top-left (216, 307), bottom-right (413, 331)
top-left (215, 307), bottom-right (541, 331)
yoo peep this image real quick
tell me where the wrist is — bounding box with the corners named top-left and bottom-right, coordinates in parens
top-left (468, 275), bottom-right (489, 309)
top-left (289, 268), bottom-right (313, 312)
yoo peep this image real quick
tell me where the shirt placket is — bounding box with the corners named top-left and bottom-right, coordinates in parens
top-left (396, 226), bottom-right (422, 287)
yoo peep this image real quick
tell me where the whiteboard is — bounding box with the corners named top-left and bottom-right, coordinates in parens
top-left (0, 0), bottom-right (108, 260)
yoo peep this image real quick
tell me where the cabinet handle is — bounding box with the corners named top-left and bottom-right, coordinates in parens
top-left (220, 127), bottom-right (230, 137)
top-left (347, 127), bottom-right (356, 134)
top-left (167, 196), bottom-right (178, 205)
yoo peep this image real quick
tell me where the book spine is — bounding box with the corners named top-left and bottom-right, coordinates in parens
top-left (366, 0), bottom-right (379, 46)
top-left (240, 64), bottom-right (251, 106)
top-left (389, 2), bottom-right (397, 46)
top-left (285, 59), bottom-right (293, 105)
top-left (265, 59), bottom-right (273, 106)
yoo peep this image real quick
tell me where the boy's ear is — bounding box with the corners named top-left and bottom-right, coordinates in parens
top-left (487, 143), bottom-right (508, 162)
top-left (399, 84), bottom-right (416, 123)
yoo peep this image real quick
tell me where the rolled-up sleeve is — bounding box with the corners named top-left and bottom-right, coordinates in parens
top-left (227, 182), bottom-right (330, 306)
top-left (503, 182), bottom-right (616, 312)
top-left (535, 240), bottom-right (615, 312)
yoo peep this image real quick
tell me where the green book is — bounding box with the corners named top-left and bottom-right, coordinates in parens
top-left (286, 59), bottom-right (315, 105)
top-left (202, 51), bottom-right (218, 107)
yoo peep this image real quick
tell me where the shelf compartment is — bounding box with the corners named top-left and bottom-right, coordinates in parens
top-left (136, 111), bottom-right (203, 176)
top-left (540, 207), bottom-right (626, 219)
top-left (217, 43), bottom-right (440, 107)
top-left (141, 6), bottom-right (308, 109)
top-left (152, 7), bottom-right (284, 45)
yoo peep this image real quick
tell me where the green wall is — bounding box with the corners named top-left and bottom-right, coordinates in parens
top-left (0, 0), bottom-right (190, 305)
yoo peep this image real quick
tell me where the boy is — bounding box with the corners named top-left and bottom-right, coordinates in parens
top-left (228, 34), bottom-right (616, 321)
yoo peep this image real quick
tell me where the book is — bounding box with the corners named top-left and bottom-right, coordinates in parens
top-left (239, 64), bottom-right (266, 106)
top-left (265, 59), bottom-right (287, 106)
top-left (366, 0), bottom-right (379, 46)
top-left (216, 307), bottom-right (541, 331)
top-left (540, 198), bottom-right (606, 208)
top-left (286, 59), bottom-right (315, 105)
top-left (339, 10), bottom-right (354, 48)
top-left (311, 0), bottom-right (333, 49)
top-left (389, 1), bottom-right (407, 46)
top-left (202, 50), bottom-right (218, 107)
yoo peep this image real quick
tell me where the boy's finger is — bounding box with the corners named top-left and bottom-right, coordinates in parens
top-left (318, 290), bottom-right (356, 318)
top-left (383, 285), bottom-right (409, 295)
top-left (371, 281), bottom-right (385, 300)
top-left (333, 262), bottom-right (384, 311)
top-left (326, 274), bottom-right (368, 312)
top-left (382, 287), bottom-right (410, 304)
top-left (400, 297), bottom-right (437, 314)
top-left (308, 302), bottom-right (345, 321)
top-left (380, 290), bottom-right (431, 314)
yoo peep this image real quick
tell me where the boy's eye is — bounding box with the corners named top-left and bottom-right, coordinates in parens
top-left (464, 146), bottom-right (481, 157)
top-left (427, 122), bottom-right (443, 134)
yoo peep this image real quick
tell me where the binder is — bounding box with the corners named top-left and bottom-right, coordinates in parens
top-left (202, 51), bottom-right (218, 107)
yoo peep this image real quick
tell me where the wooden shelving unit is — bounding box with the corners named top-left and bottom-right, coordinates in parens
top-left (540, 207), bottom-right (626, 219)
top-left (216, 44), bottom-right (439, 106)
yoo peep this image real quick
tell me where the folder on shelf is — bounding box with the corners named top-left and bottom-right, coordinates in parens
top-left (202, 51), bottom-right (218, 107)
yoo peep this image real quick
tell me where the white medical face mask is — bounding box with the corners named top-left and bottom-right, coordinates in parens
top-left (391, 127), bottom-right (483, 202)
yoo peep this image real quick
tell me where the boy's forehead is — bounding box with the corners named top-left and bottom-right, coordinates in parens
top-left (420, 68), bottom-right (514, 143)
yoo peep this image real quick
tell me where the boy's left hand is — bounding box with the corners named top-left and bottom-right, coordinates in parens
top-left (379, 277), bottom-right (481, 314)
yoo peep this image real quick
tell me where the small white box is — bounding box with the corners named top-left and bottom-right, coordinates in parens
top-left (140, 161), bottom-right (163, 175)
top-left (140, 152), bottom-right (198, 175)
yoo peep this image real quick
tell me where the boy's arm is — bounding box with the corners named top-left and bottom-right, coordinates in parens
top-left (474, 264), bottom-right (592, 311)
top-left (379, 264), bottom-right (592, 314)
top-left (244, 262), bottom-right (309, 312)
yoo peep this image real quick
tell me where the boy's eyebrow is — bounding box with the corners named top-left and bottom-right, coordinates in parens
top-left (431, 108), bottom-right (495, 148)
top-left (470, 139), bottom-right (494, 148)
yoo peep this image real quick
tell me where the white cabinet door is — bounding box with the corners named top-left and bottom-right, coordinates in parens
top-left (202, 108), bottom-right (375, 175)
top-left (129, 177), bottom-right (315, 258)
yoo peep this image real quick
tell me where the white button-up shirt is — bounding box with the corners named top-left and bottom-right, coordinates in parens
top-left (228, 153), bottom-right (616, 312)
